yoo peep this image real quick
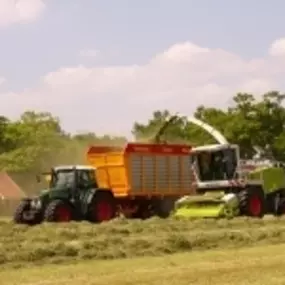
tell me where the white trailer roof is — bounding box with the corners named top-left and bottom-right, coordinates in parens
top-left (54, 165), bottom-right (96, 171)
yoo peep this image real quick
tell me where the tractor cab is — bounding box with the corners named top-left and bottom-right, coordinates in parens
top-left (39, 165), bottom-right (98, 190)
top-left (49, 165), bottom-right (98, 190)
top-left (190, 144), bottom-right (240, 190)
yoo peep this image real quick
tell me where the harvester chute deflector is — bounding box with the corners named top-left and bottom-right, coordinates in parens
top-left (152, 112), bottom-right (229, 145)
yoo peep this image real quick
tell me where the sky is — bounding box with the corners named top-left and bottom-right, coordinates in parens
top-left (0, 0), bottom-right (285, 138)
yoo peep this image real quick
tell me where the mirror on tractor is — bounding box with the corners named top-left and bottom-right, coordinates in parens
top-left (45, 174), bottom-right (51, 182)
top-left (191, 145), bottom-right (239, 182)
top-left (36, 174), bottom-right (41, 183)
top-left (36, 172), bottom-right (52, 184)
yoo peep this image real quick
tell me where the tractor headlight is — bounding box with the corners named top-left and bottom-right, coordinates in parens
top-left (30, 199), bottom-right (42, 210)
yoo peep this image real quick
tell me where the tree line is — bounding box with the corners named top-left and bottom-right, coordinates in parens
top-left (1, 90), bottom-right (285, 173)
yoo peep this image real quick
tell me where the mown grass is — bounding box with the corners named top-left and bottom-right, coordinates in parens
top-left (1, 215), bottom-right (285, 269)
top-left (1, 244), bottom-right (285, 285)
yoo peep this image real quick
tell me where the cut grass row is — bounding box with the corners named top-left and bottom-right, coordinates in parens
top-left (1, 215), bottom-right (285, 268)
top-left (1, 244), bottom-right (285, 285)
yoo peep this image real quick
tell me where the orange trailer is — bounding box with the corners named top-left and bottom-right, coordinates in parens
top-left (86, 142), bottom-right (196, 219)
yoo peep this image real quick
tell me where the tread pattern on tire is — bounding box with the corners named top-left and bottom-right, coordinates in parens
top-left (88, 191), bottom-right (116, 223)
top-left (238, 186), bottom-right (265, 218)
top-left (44, 199), bottom-right (73, 222)
top-left (13, 199), bottom-right (42, 225)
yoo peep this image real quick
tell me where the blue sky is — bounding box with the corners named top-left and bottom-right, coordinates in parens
top-left (0, 0), bottom-right (285, 137)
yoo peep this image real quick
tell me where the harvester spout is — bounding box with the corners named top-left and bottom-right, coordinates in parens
top-left (181, 115), bottom-right (229, 145)
top-left (151, 112), bottom-right (229, 146)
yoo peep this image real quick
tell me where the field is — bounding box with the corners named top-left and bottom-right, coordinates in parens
top-left (1, 244), bottom-right (285, 285)
top-left (1, 216), bottom-right (285, 284)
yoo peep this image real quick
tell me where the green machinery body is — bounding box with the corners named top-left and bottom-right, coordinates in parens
top-left (174, 165), bottom-right (285, 219)
top-left (31, 185), bottom-right (97, 218)
top-left (13, 166), bottom-right (116, 225)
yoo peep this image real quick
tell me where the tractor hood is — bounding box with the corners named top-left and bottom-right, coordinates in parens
top-left (39, 189), bottom-right (49, 196)
top-left (38, 186), bottom-right (70, 200)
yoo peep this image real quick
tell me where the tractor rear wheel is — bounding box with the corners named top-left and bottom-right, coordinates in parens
top-left (44, 199), bottom-right (74, 222)
top-left (238, 187), bottom-right (265, 218)
top-left (88, 192), bottom-right (116, 223)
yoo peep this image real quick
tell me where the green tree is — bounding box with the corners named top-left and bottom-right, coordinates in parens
top-left (0, 111), bottom-right (64, 172)
top-left (132, 91), bottom-right (285, 160)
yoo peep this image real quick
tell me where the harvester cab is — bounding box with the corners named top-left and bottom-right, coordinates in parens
top-left (190, 144), bottom-right (240, 190)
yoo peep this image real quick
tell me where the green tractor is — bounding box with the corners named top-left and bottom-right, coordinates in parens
top-left (13, 165), bottom-right (116, 225)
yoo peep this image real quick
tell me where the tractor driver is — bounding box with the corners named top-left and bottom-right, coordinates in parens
top-left (199, 152), bottom-right (214, 181)
top-left (78, 171), bottom-right (90, 189)
top-left (211, 152), bottom-right (225, 180)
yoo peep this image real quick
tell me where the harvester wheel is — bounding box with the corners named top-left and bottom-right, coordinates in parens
top-left (238, 187), bottom-right (265, 218)
top-left (275, 197), bottom-right (285, 216)
top-left (88, 191), bottom-right (116, 223)
top-left (13, 199), bottom-right (42, 225)
top-left (44, 199), bottom-right (73, 223)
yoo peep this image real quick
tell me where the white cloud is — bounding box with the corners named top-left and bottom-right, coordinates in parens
top-left (0, 77), bottom-right (6, 85)
top-left (79, 49), bottom-right (99, 58)
top-left (0, 0), bottom-right (45, 27)
top-left (269, 38), bottom-right (285, 57)
top-left (1, 39), bottom-right (285, 138)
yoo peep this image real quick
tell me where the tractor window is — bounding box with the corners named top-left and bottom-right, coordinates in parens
top-left (77, 170), bottom-right (98, 189)
top-left (195, 148), bottom-right (238, 182)
top-left (51, 170), bottom-right (75, 189)
top-left (222, 148), bottom-right (237, 179)
top-left (197, 152), bottom-right (214, 181)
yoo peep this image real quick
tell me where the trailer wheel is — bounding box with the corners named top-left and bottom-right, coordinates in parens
top-left (132, 201), bottom-right (153, 219)
top-left (88, 191), bottom-right (116, 223)
top-left (154, 197), bottom-right (176, 218)
top-left (13, 199), bottom-right (42, 225)
top-left (239, 187), bottom-right (265, 218)
top-left (44, 199), bottom-right (73, 222)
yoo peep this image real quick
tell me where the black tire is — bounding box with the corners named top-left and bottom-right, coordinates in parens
top-left (13, 199), bottom-right (42, 225)
top-left (44, 199), bottom-right (74, 223)
top-left (132, 202), bottom-right (153, 220)
top-left (275, 197), bottom-right (285, 216)
top-left (153, 197), bottom-right (176, 218)
top-left (238, 186), bottom-right (266, 218)
top-left (88, 191), bottom-right (116, 223)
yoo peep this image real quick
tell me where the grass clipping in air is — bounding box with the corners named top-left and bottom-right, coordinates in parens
top-left (1, 216), bottom-right (285, 268)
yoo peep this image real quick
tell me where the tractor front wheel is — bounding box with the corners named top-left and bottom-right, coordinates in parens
top-left (13, 199), bottom-right (42, 225)
top-left (44, 199), bottom-right (74, 223)
top-left (88, 192), bottom-right (116, 223)
top-left (239, 187), bottom-right (265, 218)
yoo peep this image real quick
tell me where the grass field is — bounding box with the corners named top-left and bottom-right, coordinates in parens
top-left (1, 216), bottom-right (285, 284)
top-left (1, 244), bottom-right (285, 285)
